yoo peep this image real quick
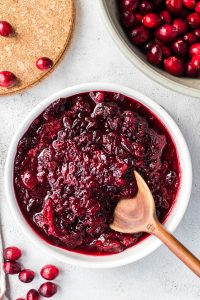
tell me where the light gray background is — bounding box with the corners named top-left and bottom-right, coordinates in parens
top-left (0, 1), bottom-right (199, 299)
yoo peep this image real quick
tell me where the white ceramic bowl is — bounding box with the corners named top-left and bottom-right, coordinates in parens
top-left (5, 82), bottom-right (192, 268)
top-left (98, 0), bottom-right (200, 98)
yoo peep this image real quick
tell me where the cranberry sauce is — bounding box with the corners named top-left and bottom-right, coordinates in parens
top-left (14, 91), bottom-right (180, 255)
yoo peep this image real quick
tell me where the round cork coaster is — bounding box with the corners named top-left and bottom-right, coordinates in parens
top-left (0, 0), bottom-right (75, 96)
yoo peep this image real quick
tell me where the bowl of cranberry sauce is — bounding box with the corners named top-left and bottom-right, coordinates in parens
top-left (99, 0), bottom-right (200, 97)
top-left (5, 83), bottom-right (192, 268)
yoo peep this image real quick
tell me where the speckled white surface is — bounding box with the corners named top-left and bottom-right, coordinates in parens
top-left (0, 1), bottom-right (200, 299)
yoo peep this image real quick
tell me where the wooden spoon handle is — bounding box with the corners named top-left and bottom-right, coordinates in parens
top-left (153, 221), bottom-right (200, 277)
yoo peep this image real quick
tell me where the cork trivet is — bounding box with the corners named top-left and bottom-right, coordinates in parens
top-left (0, 0), bottom-right (75, 96)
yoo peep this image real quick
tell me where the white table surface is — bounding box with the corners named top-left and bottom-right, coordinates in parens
top-left (0, 1), bottom-right (200, 299)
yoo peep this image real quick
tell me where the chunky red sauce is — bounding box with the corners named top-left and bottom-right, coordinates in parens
top-left (14, 91), bottom-right (180, 254)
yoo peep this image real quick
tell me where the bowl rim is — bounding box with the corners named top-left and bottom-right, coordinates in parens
top-left (4, 82), bottom-right (192, 268)
top-left (98, 0), bottom-right (200, 98)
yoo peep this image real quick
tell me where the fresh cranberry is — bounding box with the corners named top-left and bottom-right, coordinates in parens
top-left (187, 13), bottom-right (200, 28)
top-left (173, 19), bottom-right (188, 36)
top-left (120, 0), bottom-right (138, 11)
top-left (38, 282), bottom-right (57, 298)
top-left (193, 28), bottom-right (200, 39)
top-left (135, 13), bottom-right (143, 24)
top-left (160, 10), bottom-right (172, 24)
top-left (186, 61), bottom-right (197, 76)
top-left (139, 0), bottom-right (154, 14)
top-left (182, 0), bottom-right (196, 9)
top-left (142, 13), bottom-right (161, 28)
top-left (121, 11), bottom-right (136, 27)
top-left (40, 265), bottom-right (59, 280)
top-left (0, 71), bottom-right (17, 88)
top-left (0, 21), bottom-right (13, 36)
top-left (36, 57), bottom-right (53, 70)
top-left (155, 24), bottom-right (178, 43)
top-left (19, 269), bottom-right (35, 283)
top-left (161, 45), bottom-right (172, 57)
top-left (195, 1), bottom-right (200, 12)
top-left (147, 44), bottom-right (163, 65)
top-left (166, 0), bottom-right (182, 14)
top-left (26, 289), bottom-right (40, 300)
top-left (163, 56), bottom-right (185, 75)
top-left (129, 25), bottom-right (150, 44)
top-left (3, 246), bottom-right (22, 261)
top-left (189, 43), bottom-right (200, 56)
top-left (3, 261), bottom-right (21, 274)
top-left (183, 32), bottom-right (197, 44)
top-left (191, 54), bottom-right (200, 70)
top-left (144, 41), bottom-right (155, 52)
top-left (171, 39), bottom-right (188, 56)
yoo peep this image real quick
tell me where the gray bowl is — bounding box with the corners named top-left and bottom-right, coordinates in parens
top-left (98, 0), bottom-right (200, 97)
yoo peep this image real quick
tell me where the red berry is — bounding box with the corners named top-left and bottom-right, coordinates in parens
top-left (0, 21), bottom-right (13, 36)
top-left (166, 0), bottom-right (182, 14)
top-left (121, 11), bottom-right (136, 27)
top-left (191, 54), bottom-right (200, 70)
top-left (38, 282), bottom-right (57, 298)
top-left (0, 71), bottom-right (17, 88)
top-left (19, 269), bottom-right (35, 283)
top-left (161, 45), bottom-right (172, 57)
top-left (182, 0), bottom-right (196, 9)
top-left (142, 13), bottom-right (161, 28)
top-left (163, 56), bottom-right (185, 75)
top-left (186, 61), bottom-right (197, 77)
top-left (36, 57), bottom-right (53, 70)
top-left (171, 38), bottom-right (188, 56)
top-left (173, 19), bottom-right (188, 36)
top-left (3, 246), bottom-right (22, 261)
top-left (183, 32), bottom-right (197, 44)
top-left (187, 13), bottom-right (200, 28)
top-left (195, 1), bottom-right (200, 12)
top-left (40, 265), bottom-right (59, 280)
top-left (160, 10), bottom-right (172, 24)
top-left (155, 24), bottom-right (178, 43)
top-left (135, 13), bottom-right (143, 24)
top-left (120, 0), bottom-right (139, 11)
top-left (26, 289), bottom-right (40, 300)
top-left (129, 25), bottom-right (150, 44)
top-left (3, 261), bottom-right (21, 274)
top-left (193, 28), bottom-right (200, 39)
top-left (189, 43), bottom-right (200, 56)
top-left (147, 44), bottom-right (163, 65)
top-left (139, 0), bottom-right (154, 14)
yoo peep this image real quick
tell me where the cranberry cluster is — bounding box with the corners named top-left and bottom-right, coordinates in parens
top-left (14, 91), bottom-right (179, 254)
top-left (0, 20), bottom-right (53, 89)
top-left (3, 246), bottom-right (59, 299)
top-left (119, 0), bottom-right (200, 77)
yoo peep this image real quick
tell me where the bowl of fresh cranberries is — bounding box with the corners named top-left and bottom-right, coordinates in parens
top-left (5, 82), bottom-right (192, 268)
top-left (99, 0), bottom-right (200, 97)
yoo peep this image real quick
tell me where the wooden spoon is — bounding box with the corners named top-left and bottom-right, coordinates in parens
top-left (110, 171), bottom-right (200, 277)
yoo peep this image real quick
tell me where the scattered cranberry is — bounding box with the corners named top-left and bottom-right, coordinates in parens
top-left (3, 246), bottom-right (22, 261)
top-left (191, 54), bottom-right (200, 70)
top-left (189, 43), bottom-right (200, 56)
top-left (142, 13), bottom-right (161, 28)
top-left (19, 269), bottom-right (35, 283)
top-left (0, 21), bottom-right (13, 36)
top-left (147, 44), bottom-right (163, 65)
top-left (0, 71), bottom-right (17, 88)
top-left (40, 265), bottom-right (59, 280)
top-left (36, 57), bottom-right (53, 70)
top-left (38, 282), bottom-right (57, 298)
top-left (163, 56), bottom-right (185, 75)
top-left (3, 261), bottom-right (21, 274)
top-left (26, 289), bottom-right (40, 300)
top-left (171, 38), bottom-right (188, 56)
